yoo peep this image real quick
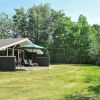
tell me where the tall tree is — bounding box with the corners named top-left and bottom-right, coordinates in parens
top-left (51, 17), bottom-right (78, 63)
top-left (77, 15), bottom-right (92, 63)
top-left (12, 8), bottom-right (27, 38)
top-left (89, 24), bottom-right (100, 64)
top-left (27, 3), bottom-right (64, 46)
top-left (12, 3), bottom-right (64, 47)
top-left (0, 13), bottom-right (11, 38)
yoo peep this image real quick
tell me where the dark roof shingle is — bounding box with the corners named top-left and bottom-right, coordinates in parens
top-left (0, 38), bottom-right (30, 50)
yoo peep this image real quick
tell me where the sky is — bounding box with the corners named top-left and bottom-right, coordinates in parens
top-left (0, 0), bottom-right (100, 25)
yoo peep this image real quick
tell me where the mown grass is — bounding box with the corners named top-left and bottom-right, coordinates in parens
top-left (0, 64), bottom-right (100, 100)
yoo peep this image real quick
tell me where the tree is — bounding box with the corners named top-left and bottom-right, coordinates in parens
top-left (12, 3), bottom-right (64, 47)
top-left (27, 3), bottom-right (65, 46)
top-left (27, 3), bottom-right (52, 45)
top-left (89, 24), bottom-right (100, 64)
top-left (51, 15), bottom-right (95, 64)
top-left (0, 13), bottom-right (11, 38)
top-left (12, 8), bottom-right (27, 38)
top-left (51, 17), bottom-right (78, 63)
top-left (76, 15), bottom-right (92, 63)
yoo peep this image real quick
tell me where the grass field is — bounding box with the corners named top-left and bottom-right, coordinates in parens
top-left (0, 64), bottom-right (100, 100)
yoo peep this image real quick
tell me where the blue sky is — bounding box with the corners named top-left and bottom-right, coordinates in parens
top-left (0, 0), bottom-right (100, 25)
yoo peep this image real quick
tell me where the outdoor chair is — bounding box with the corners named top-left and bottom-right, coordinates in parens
top-left (28, 59), bottom-right (34, 66)
top-left (23, 59), bottom-right (29, 66)
top-left (28, 59), bottom-right (38, 66)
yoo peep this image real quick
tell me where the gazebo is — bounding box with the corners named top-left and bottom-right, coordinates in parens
top-left (19, 43), bottom-right (50, 66)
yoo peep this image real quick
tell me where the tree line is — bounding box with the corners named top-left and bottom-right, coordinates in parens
top-left (0, 3), bottom-right (100, 64)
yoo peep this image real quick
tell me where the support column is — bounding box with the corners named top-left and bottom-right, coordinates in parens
top-left (12, 48), bottom-right (14, 56)
top-left (6, 48), bottom-right (8, 56)
top-left (23, 50), bottom-right (24, 59)
top-left (18, 49), bottom-right (19, 60)
top-left (12, 45), bottom-right (16, 56)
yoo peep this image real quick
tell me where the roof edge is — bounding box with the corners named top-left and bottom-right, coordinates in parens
top-left (0, 38), bottom-right (32, 51)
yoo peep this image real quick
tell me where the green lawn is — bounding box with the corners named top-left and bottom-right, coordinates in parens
top-left (0, 64), bottom-right (100, 100)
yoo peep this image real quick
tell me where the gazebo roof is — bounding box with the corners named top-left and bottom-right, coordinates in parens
top-left (21, 43), bottom-right (44, 49)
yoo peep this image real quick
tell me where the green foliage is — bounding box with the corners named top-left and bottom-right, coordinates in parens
top-left (0, 13), bottom-right (11, 38)
top-left (12, 3), bottom-right (64, 48)
top-left (12, 8), bottom-right (27, 38)
top-left (76, 15), bottom-right (92, 63)
top-left (51, 17), bottom-right (77, 63)
top-left (50, 15), bottom-right (93, 64)
top-left (0, 3), bottom-right (100, 64)
top-left (89, 24), bottom-right (100, 64)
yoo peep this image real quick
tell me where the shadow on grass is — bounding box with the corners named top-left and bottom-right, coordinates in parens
top-left (64, 94), bottom-right (96, 100)
top-left (87, 85), bottom-right (100, 95)
top-left (16, 69), bottom-right (27, 71)
top-left (0, 69), bottom-right (27, 72)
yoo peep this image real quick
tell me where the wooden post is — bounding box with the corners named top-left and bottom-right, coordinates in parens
top-left (18, 49), bottom-right (19, 60)
top-left (7, 48), bottom-right (8, 56)
top-left (23, 50), bottom-right (24, 59)
top-left (12, 48), bottom-right (14, 56)
top-left (12, 45), bottom-right (16, 56)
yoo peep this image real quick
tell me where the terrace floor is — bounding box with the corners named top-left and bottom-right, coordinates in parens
top-left (16, 66), bottom-right (52, 71)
